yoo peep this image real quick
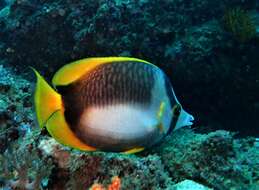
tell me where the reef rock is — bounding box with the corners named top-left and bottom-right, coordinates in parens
top-left (171, 179), bottom-right (212, 190)
top-left (152, 129), bottom-right (259, 190)
top-left (0, 64), bottom-right (33, 153)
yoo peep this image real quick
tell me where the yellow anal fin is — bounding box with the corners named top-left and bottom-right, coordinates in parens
top-left (46, 110), bottom-right (96, 151)
top-left (156, 101), bottom-right (166, 133)
top-left (32, 68), bottom-right (62, 128)
top-left (52, 57), bottom-right (152, 86)
top-left (123, 147), bottom-right (145, 154)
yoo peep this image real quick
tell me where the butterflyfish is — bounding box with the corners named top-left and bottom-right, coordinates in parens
top-left (33, 57), bottom-right (194, 153)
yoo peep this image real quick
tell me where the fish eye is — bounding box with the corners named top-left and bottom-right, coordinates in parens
top-left (173, 104), bottom-right (181, 117)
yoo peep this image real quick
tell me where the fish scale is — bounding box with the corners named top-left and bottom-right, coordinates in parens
top-left (63, 61), bottom-right (156, 108)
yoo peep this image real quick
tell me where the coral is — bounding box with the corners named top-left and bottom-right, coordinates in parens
top-left (0, 64), bottom-right (34, 153)
top-left (153, 129), bottom-right (259, 189)
top-left (223, 7), bottom-right (256, 43)
top-left (1, 120), bottom-right (258, 190)
top-left (91, 184), bottom-right (106, 190)
top-left (37, 137), bottom-right (173, 189)
top-left (107, 176), bottom-right (121, 190)
top-left (21, 128), bottom-right (258, 190)
top-left (0, 0), bottom-right (252, 71)
top-left (90, 176), bottom-right (121, 190)
top-left (0, 131), bottom-right (54, 190)
top-left (172, 179), bottom-right (212, 190)
top-left (66, 152), bottom-right (173, 190)
top-left (38, 138), bottom-right (71, 169)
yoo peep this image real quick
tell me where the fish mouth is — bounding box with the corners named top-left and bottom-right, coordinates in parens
top-left (186, 115), bottom-right (194, 126)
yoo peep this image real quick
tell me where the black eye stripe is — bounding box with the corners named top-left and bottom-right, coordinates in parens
top-left (165, 104), bottom-right (182, 136)
top-left (172, 104), bottom-right (181, 117)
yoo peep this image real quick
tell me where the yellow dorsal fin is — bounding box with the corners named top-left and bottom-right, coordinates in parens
top-left (46, 110), bottom-right (96, 151)
top-left (52, 57), bottom-right (152, 86)
top-left (32, 68), bottom-right (62, 128)
top-left (123, 147), bottom-right (145, 154)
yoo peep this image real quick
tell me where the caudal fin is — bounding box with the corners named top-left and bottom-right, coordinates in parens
top-left (32, 68), bottom-right (62, 128)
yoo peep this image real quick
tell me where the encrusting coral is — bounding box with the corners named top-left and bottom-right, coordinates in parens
top-left (152, 129), bottom-right (259, 189)
top-left (0, 65), bottom-right (33, 153)
top-left (222, 7), bottom-right (256, 42)
top-left (0, 131), bottom-right (53, 190)
top-left (90, 176), bottom-right (121, 190)
top-left (0, 125), bottom-right (258, 189)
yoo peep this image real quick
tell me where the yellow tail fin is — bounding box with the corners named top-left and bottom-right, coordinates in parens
top-left (32, 68), bottom-right (62, 128)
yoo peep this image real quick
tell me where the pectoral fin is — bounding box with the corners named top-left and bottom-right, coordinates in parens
top-left (46, 110), bottom-right (96, 151)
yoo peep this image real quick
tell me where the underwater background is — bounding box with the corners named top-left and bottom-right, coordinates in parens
top-left (0, 0), bottom-right (258, 189)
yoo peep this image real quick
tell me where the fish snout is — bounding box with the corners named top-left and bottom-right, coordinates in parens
top-left (187, 114), bottom-right (194, 126)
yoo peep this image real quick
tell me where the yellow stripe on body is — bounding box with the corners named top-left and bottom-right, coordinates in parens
top-left (52, 57), bottom-right (153, 86)
top-left (157, 101), bottom-right (165, 119)
top-left (46, 110), bottom-right (96, 151)
top-left (156, 101), bottom-right (166, 133)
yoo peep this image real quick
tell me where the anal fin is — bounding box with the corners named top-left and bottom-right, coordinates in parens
top-left (123, 147), bottom-right (145, 154)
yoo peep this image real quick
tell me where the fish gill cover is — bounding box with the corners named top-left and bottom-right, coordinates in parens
top-left (0, 0), bottom-right (258, 189)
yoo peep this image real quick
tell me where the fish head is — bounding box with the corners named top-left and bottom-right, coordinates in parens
top-left (173, 105), bottom-right (194, 130)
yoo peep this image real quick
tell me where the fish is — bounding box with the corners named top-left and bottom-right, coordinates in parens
top-left (33, 57), bottom-right (194, 153)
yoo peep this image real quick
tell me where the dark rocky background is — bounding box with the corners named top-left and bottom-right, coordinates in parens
top-left (0, 0), bottom-right (258, 136)
top-left (0, 1), bottom-right (258, 189)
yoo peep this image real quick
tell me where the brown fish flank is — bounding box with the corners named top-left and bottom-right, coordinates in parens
top-left (56, 61), bottom-right (159, 151)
